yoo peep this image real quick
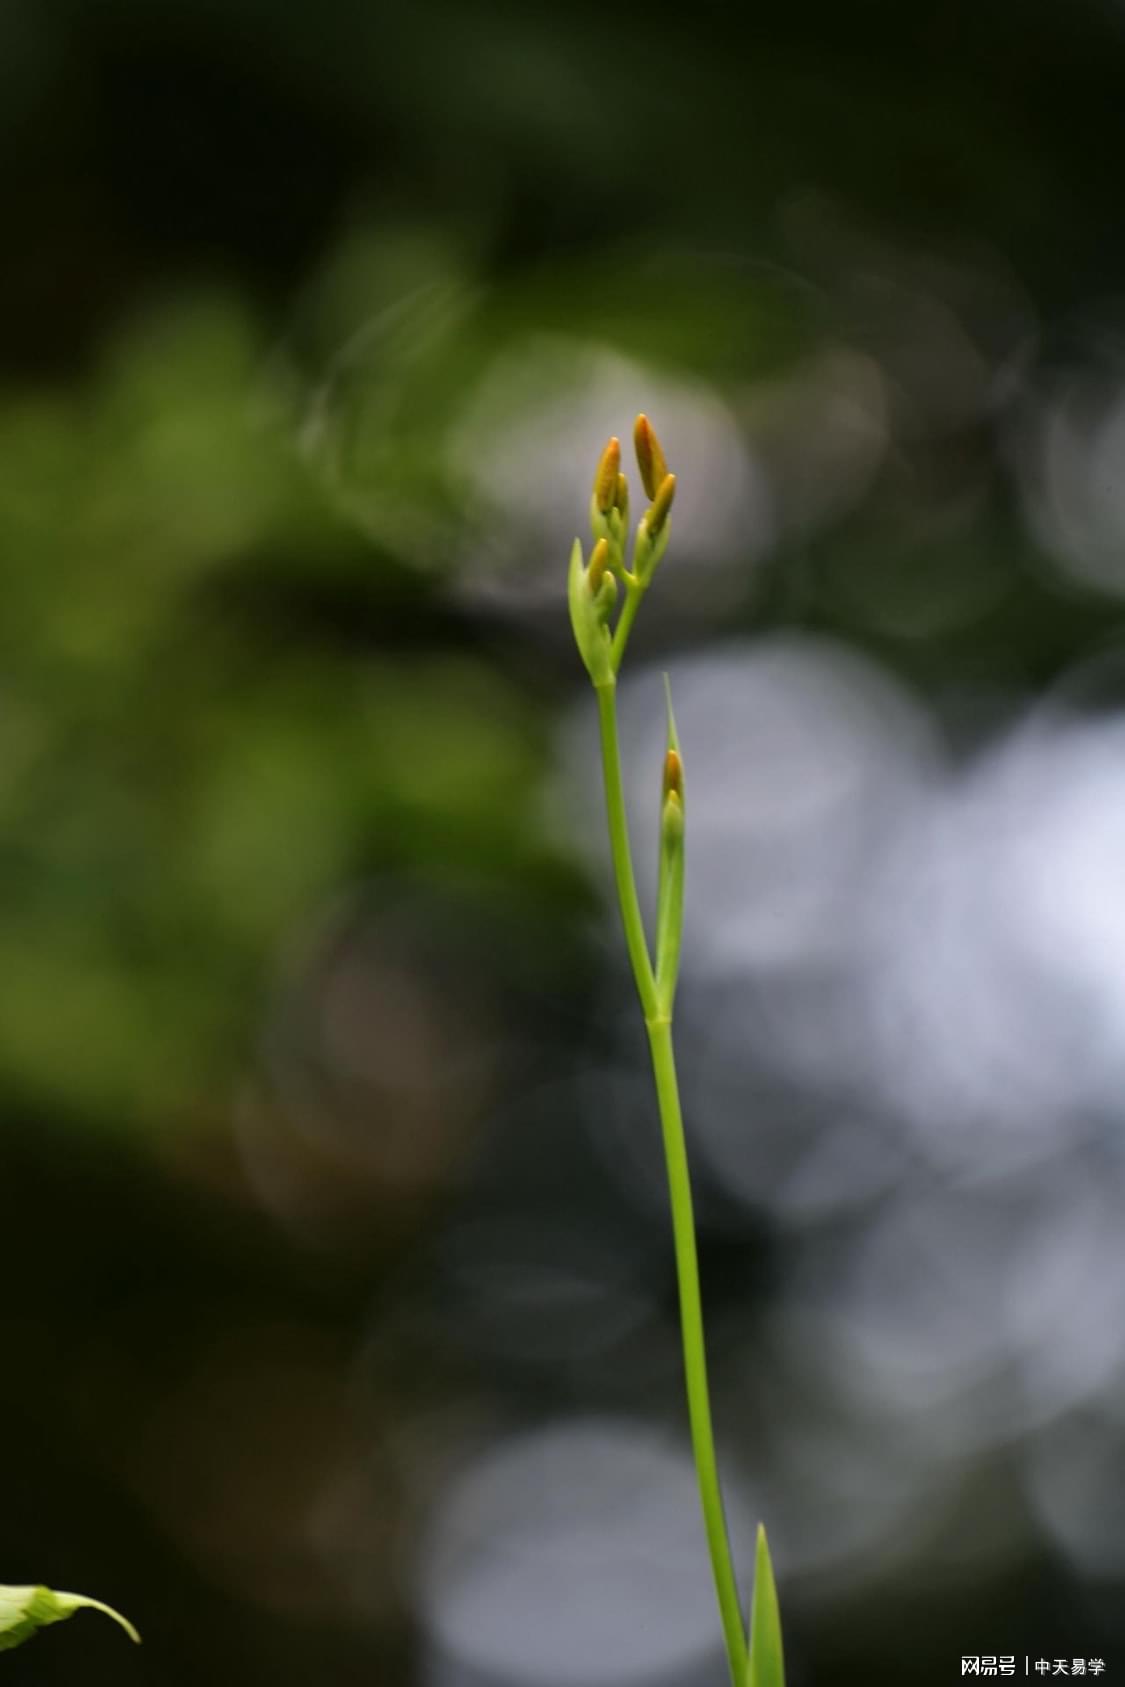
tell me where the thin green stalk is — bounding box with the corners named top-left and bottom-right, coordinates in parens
top-left (648, 1017), bottom-right (748, 1687)
top-left (610, 578), bottom-right (645, 673)
top-left (594, 678), bottom-right (747, 1687)
top-left (595, 681), bottom-right (657, 1020)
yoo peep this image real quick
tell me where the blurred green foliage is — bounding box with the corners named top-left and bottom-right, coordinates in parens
top-left (0, 185), bottom-right (823, 1132)
top-left (0, 287), bottom-right (565, 1125)
top-left (2, 3), bottom-right (1125, 1684)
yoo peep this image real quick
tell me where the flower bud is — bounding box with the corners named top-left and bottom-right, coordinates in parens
top-left (568, 536), bottom-right (614, 686)
top-left (634, 414), bottom-right (669, 501)
top-left (594, 566), bottom-right (618, 622)
top-left (655, 687), bottom-right (684, 1010)
top-left (593, 437), bottom-right (621, 514)
top-left (588, 536), bottom-right (611, 594)
top-left (662, 787), bottom-right (684, 847)
top-left (647, 471), bottom-right (676, 538)
top-left (662, 747), bottom-right (685, 843)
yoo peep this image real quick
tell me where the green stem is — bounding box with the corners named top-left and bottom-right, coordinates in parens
top-left (594, 680), bottom-right (747, 1687)
top-left (610, 578), bottom-right (645, 674)
top-left (595, 681), bottom-right (658, 1019)
top-left (648, 1017), bottom-right (748, 1687)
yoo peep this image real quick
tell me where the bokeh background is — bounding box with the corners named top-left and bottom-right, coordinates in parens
top-left (3, 2), bottom-right (1125, 1683)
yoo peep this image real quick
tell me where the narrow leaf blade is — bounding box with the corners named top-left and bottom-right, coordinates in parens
top-left (746, 1525), bottom-right (785, 1687)
top-left (0, 1585), bottom-right (140, 1652)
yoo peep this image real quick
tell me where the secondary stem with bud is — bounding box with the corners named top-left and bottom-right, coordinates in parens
top-left (595, 677), bottom-right (746, 1687)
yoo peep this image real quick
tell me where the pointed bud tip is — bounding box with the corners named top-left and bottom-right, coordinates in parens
top-left (648, 471), bottom-right (676, 535)
top-left (588, 536), bottom-right (611, 591)
top-left (594, 437), bottom-right (621, 512)
top-left (662, 673), bottom-right (680, 751)
top-left (662, 787), bottom-right (684, 844)
top-left (634, 413), bottom-right (669, 501)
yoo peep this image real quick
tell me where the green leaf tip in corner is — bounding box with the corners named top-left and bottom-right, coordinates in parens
top-left (0, 1585), bottom-right (141, 1653)
top-left (746, 1525), bottom-right (785, 1687)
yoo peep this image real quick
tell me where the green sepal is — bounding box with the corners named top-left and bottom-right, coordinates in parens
top-left (567, 537), bottom-right (614, 687)
top-left (0, 1585), bottom-right (140, 1652)
top-left (746, 1525), bottom-right (785, 1687)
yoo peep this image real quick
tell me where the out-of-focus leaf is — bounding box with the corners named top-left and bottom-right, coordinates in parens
top-left (746, 1524), bottom-right (784, 1687)
top-left (0, 1584), bottom-right (140, 1652)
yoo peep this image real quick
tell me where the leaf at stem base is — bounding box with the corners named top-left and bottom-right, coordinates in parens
top-left (746, 1525), bottom-right (785, 1687)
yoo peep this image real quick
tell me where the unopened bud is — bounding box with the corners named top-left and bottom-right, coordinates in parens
top-left (655, 674), bottom-right (684, 1008)
top-left (614, 471), bottom-right (629, 516)
top-left (662, 787), bottom-right (684, 846)
top-left (568, 536), bottom-right (613, 686)
top-left (595, 566), bottom-right (618, 620)
top-left (588, 536), bottom-right (611, 593)
top-left (648, 471), bottom-right (676, 537)
top-left (634, 414), bottom-right (669, 501)
top-left (593, 437), bottom-right (621, 513)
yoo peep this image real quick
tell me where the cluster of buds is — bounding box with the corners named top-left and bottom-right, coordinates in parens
top-left (569, 414), bottom-right (686, 1015)
top-left (568, 414), bottom-right (676, 688)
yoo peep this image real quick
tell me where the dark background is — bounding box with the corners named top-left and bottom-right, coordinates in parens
top-left (2, 2), bottom-right (1125, 1683)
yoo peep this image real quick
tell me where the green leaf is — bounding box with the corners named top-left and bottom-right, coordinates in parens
top-left (0, 1585), bottom-right (140, 1653)
top-left (746, 1525), bottom-right (785, 1687)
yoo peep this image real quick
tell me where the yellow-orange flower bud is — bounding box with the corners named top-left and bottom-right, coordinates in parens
top-left (588, 536), bottom-right (611, 593)
top-left (647, 471), bottom-right (676, 537)
top-left (593, 437), bottom-right (621, 514)
top-left (634, 413), bottom-right (669, 501)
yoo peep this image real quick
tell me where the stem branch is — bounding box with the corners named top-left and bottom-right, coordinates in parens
top-left (595, 682), bottom-right (657, 1019)
top-left (611, 579), bottom-right (645, 673)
